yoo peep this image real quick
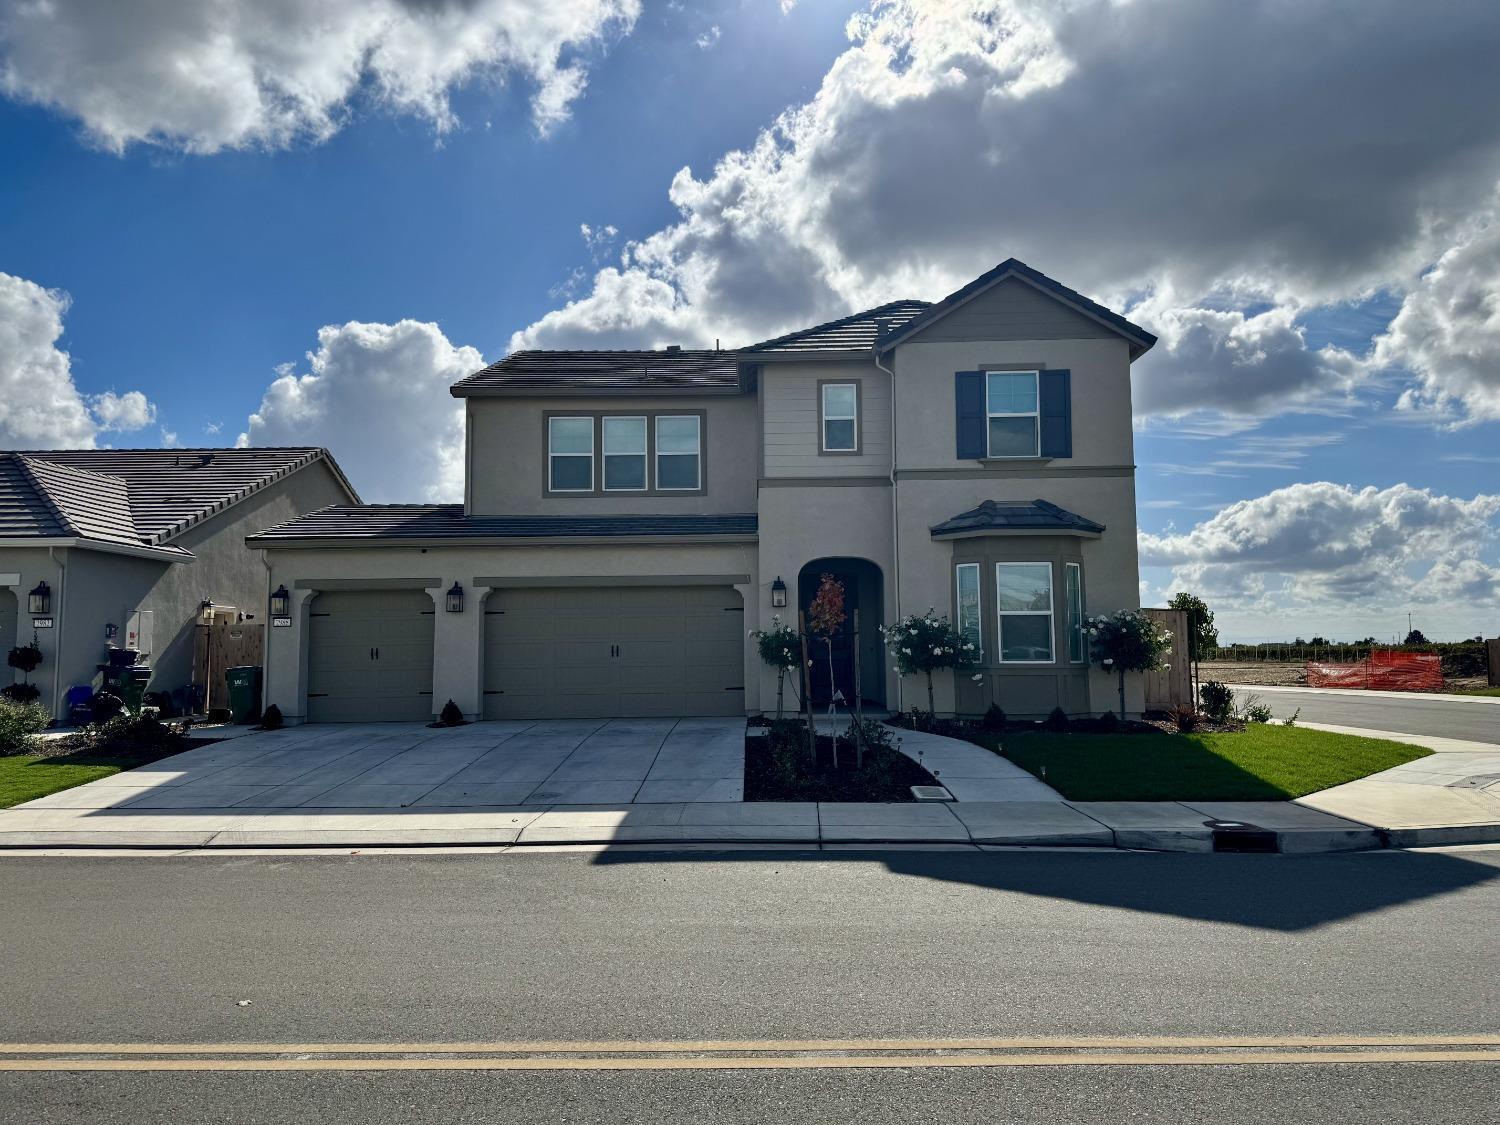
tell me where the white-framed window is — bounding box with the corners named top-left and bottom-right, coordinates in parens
top-left (956, 563), bottom-right (982, 661)
top-left (1065, 562), bottom-right (1084, 664)
top-left (821, 382), bottom-right (858, 452)
top-left (602, 416), bottom-right (647, 491)
top-left (996, 561), bottom-right (1053, 663)
top-left (985, 370), bottom-right (1039, 458)
top-left (655, 415), bottom-right (702, 490)
top-left (548, 416), bottom-right (594, 492)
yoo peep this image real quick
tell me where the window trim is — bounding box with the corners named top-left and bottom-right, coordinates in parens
top-left (1065, 561), bottom-right (1085, 664)
top-left (547, 415), bottom-right (594, 494)
top-left (818, 379), bottom-right (862, 455)
top-left (995, 560), bottom-right (1054, 665)
top-left (601, 414), bottom-right (648, 493)
top-left (654, 413), bottom-right (703, 492)
top-left (984, 369), bottom-right (1040, 459)
top-left (955, 562), bottom-right (982, 662)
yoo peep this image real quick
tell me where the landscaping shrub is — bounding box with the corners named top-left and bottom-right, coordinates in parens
top-left (0, 698), bottom-right (51, 756)
top-left (750, 615), bottom-right (802, 720)
top-left (1173, 704), bottom-right (1199, 733)
top-left (980, 703), bottom-right (1007, 731)
top-left (1089, 610), bottom-right (1173, 716)
top-left (1044, 706), bottom-right (1071, 732)
top-left (439, 699), bottom-right (465, 726)
top-left (90, 692), bottom-right (125, 725)
top-left (1, 682), bottom-right (41, 703)
top-left (1093, 710), bottom-right (1120, 732)
top-left (746, 719), bottom-right (935, 802)
top-left (881, 610), bottom-right (977, 716)
top-left (66, 714), bottom-right (188, 757)
top-left (260, 704), bottom-right (284, 730)
top-left (1199, 680), bottom-right (1235, 723)
top-left (1238, 694), bottom-right (1273, 724)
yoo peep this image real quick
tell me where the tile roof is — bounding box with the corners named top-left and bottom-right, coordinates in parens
top-left (452, 350), bottom-right (743, 396)
top-left (745, 299), bottom-right (933, 353)
top-left (0, 447), bottom-right (349, 551)
top-left (250, 505), bottom-right (758, 542)
top-left (929, 499), bottom-right (1105, 538)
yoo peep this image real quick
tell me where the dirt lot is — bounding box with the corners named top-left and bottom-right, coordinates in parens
top-left (1201, 661), bottom-right (1488, 692)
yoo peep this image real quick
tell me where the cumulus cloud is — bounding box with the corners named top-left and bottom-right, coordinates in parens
top-left (238, 320), bottom-right (482, 502)
top-left (1139, 482), bottom-right (1500, 610)
top-left (511, 0), bottom-right (1500, 421)
top-left (0, 0), bottom-right (640, 153)
top-left (0, 271), bottom-right (159, 449)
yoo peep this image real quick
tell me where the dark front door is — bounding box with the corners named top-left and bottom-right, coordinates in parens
top-left (799, 560), bottom-right (882, 708)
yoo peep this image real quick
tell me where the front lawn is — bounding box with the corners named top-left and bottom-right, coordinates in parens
top-left (969, 724), bottom-right (1430, 802)
top-left (0, 752), bottom-right (129, 808)
top-left (0, 717), bottom-right (197, 808)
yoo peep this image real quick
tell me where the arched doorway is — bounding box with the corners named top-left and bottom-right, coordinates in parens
top-left (797, 557), bottom-right (884, 708)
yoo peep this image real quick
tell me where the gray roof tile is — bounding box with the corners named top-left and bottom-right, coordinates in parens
top-left (250, 505), bottom-right (757, 542)
top-left (745, 299), bottom-right (932, 353)
top-left (930, 499), bottom-right (1105, 538)
top-left (452, 350), bottom-right (742, 396)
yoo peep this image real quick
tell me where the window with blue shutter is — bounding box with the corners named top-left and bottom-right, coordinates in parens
top-left (954, 370), bottom-right (986, 460)
top-left (1039, 369), bottom-right (1072, 458)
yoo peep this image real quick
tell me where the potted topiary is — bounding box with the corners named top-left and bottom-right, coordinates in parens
top-left (751, 615), bottom-right (802, 720)
top-left (881, 610), bottom-right (978, 718)
top-left (1088, 609), bottom-right (1173, 718)
top-left (5, 635), bottom-right (43, 703)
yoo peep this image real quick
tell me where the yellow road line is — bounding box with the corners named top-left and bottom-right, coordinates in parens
top-left (3, 1033), bottom-right (1497, 1056)
top-left (0, 1050), bottom-right (1496, 1073)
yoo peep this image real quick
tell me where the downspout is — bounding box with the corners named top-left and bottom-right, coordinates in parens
top-left (47, 545), bottom-right (65, 721)
top-left (873, 347), bottom-right (902, 712)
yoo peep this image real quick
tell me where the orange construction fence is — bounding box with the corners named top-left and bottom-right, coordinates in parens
top-left (1305, 650), bottom-right (1443, 692)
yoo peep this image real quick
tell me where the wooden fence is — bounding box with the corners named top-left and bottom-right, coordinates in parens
top-left (1141, 607), bottom-right (1190, 711)
top-left (192, 619), bottom-right (265, 711)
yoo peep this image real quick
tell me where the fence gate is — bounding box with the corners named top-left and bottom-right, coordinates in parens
top-left (193, 619), bottom-right (266, 711)
top-left (1141, 608), bottom-right (1190, 711)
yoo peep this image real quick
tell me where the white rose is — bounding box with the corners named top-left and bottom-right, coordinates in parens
top-left (971, 673), bottom-right (983, 682)
top-left (1103, 658), bottom-right (1114, 666)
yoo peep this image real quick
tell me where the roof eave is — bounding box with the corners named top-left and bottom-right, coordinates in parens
top-left (450, 383), bottom-right (747, 399)
top-left (929, 527), bottom-right (1103, 541)
top-left (247, 533), bottom-right (759, 549)
top-left (0, 536), bottom-right (197, 562)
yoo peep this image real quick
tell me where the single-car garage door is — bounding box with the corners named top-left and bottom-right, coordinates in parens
top-left (307, 589), bottom-right (435, 722)
top-left (484, 586), bottom-right (744, 719)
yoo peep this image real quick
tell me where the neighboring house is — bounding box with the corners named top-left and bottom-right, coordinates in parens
top-left (0, 448), bottom-right (358, 719)
top-left (252, 258), bottom-right (1156, 724)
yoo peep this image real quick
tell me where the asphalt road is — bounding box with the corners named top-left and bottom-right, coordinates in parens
top-left (1239, 686), bottom-right (1499, 743)
top-left (2, 848), bottom-right (1498, 1122)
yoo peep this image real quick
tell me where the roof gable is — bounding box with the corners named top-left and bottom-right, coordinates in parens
top-left (879, 259), bottom-right (1156, 360)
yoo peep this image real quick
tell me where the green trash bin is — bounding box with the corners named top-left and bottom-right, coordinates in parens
top-left (225, 666), bottom-right (263, 724)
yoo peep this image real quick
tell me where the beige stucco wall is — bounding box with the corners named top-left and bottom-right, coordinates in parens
top-left (466, 393), bottom-right (759, 515)
top-left (260, 540), bottom-right (759, 723)
top-left (760, 361), bottom-right (889, 478)
top-left (1, 548), bottom-right (66, 713)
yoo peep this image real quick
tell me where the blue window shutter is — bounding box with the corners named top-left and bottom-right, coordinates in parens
top-left (1039, 369), bottom-right (1072, 458)
top-left (954, 371), bottom-right (986, 459)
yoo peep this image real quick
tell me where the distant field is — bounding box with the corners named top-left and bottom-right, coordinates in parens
top-left (1201, 661), bottom-right (1489, 692)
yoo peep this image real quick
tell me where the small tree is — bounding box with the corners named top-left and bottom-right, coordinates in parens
top-left (751, 615), bottom-right (801, 720)
top-left (882, 610), bottom-right (977, 716)
top-left (1403, 628), bottom-right (1429, 646)
top-left (1089, 609), bottom-right (1173, 718)
top-left (6, 634), bottom-right (44, 703)
top-left (806, 574), bottom-right (846, 708)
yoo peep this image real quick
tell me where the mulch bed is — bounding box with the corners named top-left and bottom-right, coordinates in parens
top-left (745, 724), bottom-right (937, 802)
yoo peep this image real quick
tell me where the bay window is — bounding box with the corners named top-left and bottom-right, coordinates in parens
top-left (996, 561), bottom-right (1053, 663)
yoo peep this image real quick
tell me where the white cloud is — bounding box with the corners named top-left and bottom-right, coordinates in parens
top-left (511, 0), bottom-right (1500, 421)
top-left (696, 25), bottom-right (722, 50)
top-left (238, 319), bottom-right (482, 502)
top-left (1139, 482), bottom-right (1500, 611)
top-left (0, 271), bottom-right (159, 449)
top-left (89, 390), bottom-right (155, 432)
top-left (0, 0), bottom-right (640, 153)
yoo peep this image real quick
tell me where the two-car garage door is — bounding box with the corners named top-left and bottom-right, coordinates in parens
top-left (307, 589), bottom-right (435, 723)
top-left (484, 586), bottom-right (744, 720)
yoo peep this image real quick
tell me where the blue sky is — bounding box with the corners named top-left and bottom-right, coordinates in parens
top-left (2, 1), bottom-right (1498, 642)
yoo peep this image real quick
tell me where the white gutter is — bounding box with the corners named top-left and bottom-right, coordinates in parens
top-left (873, 346), bottom-right (903, 712)
top-left (0, 537), bottom-right (195, 564)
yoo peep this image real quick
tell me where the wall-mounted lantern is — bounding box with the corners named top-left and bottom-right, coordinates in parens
top-left (198, 599), bottom-right (215, 625)
top-left (269, 585), bottom-right (291, 618)
top-left (770, 576), bottom-right (787, 609)
top-left (446, 582), bottom-right (465, 613)
top-left (28, 581), bottom-right (50, 615)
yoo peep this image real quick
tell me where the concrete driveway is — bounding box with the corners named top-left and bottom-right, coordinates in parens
top-left (29, 718), bottom-right (747, 811)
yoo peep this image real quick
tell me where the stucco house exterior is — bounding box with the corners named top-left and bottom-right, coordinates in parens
top-left (0, 448), bottom-right (357, 719)
top-left (251, 258), bottom-right (1156, 724)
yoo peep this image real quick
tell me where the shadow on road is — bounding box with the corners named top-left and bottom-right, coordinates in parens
top-left (590, 846), bottom-right (1500, 932)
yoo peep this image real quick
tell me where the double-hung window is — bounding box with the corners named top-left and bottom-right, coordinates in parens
top-left (955, 563), bottom-right (982, 661)
top-left (1065, 562), bottom-right (1085, 663)
top-left (986, 370), bottom-right (1040, 457)
top-left (821, 382), bottom-right (858, 452)
top-left (602, 416), bottom-right (647, 491)
top-left (996, 562), bottom-right (1053, 663)
top-left (655, 415), bottom-right (702, 490)
top-left (548, 416), bottom-right (593, 492)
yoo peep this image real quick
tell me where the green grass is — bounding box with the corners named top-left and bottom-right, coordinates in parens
top-left (970, 725), bottom-right (1430, 802)
top-left (0, 754), bottom-right (126, 808)
top-left (1452, 686), bottom-right (1500, 697)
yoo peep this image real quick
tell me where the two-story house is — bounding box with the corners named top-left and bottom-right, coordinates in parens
top-left (250, 259), bottom-right (1156, 724)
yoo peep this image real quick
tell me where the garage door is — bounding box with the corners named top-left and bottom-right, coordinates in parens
top-left (307, 589), bottom-right (435, 722)
top-left (484, 586), bottom-right (744, 719)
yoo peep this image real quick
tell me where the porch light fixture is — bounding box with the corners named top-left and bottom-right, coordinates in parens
top-left (27, 581), bottom-right (50, 615)
top-left (446, 582), bottom-right (465, 613)
top-left (269, 585), bottom-right (291, 618)
top-left (771, 576), bottom-right (787, 609)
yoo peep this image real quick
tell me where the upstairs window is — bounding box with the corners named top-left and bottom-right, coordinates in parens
top-left (821, 382), bottom-right (859, 452)
top-left (602, 416), bottom-right (647, 491)
top-left (548, 416), bottom-right (593, 492)
top-left (655, 415), bottom-right (702, 490)
top-left (986, 371), bottom-right (1039, 458)
top-left (996, 561), bottom-right (1053, 663)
